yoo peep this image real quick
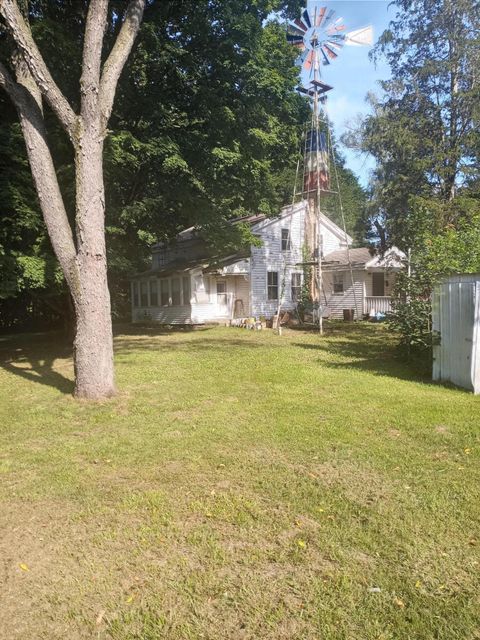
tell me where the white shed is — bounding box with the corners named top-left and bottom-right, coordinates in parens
top-left (432, 274), bottom-right (480, 393)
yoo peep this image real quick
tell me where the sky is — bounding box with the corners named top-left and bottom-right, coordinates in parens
top-left (297, 0), bottom-right (397, 187)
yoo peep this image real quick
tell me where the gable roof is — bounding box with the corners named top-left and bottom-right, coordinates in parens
top-left (152, 200), bottom-right (353, 250)
top-left (323, 246), bottom-right (406, 270)
top-left (249, 200), bottom-right (353, 246)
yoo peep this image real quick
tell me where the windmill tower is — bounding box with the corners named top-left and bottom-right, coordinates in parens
top-left (287, 4), bottom-right (373, 333)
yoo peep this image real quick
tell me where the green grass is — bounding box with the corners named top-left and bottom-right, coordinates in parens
top-left (0, 323), bottom-right (479, 640)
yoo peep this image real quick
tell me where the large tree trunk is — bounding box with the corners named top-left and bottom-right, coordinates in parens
top-left (73, 128), bottom-right (115, 399)
top-left (1, 0), bottom-right (146, 400)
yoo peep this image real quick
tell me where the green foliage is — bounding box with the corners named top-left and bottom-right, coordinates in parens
top-left (389, 197), bottom-right (480, 357)
top-left (1, 0), bottom-right (365, 328)
top-left (344, 0), bottom-right (480, 248)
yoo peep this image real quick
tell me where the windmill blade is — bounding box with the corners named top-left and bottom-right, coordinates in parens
top-left (303, 49), bottom-right (315, 71)
top-left (326, 40), bottom-right (343, 50)
top-left (345, 25), bottom-right (374, 46)
top-left (328, 33), bottom-right (346, 43)
top-left (293, 18), bottom-right (308, 33)
top-left (322, 9), bottom-right (336, 30)
top-left (320, 48), bottom-right (330, 66)
top-left (302, 8), bottom-right (312, 29)
top-left (316, 6), bottom-right (327, 27)
top-left (287, 23), bottom-right (306, 37)
top-left (323, 44), bottom-right (338, 60)
top-left (295, 49), bottom-right (309, 66)
top-left (327, 18), bottom-right (346, 34)
top-left (287, 33), bottom-right (305, 44)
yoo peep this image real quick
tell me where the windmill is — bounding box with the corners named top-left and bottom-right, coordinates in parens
top-left (286, 3), bottom-right (373, 334)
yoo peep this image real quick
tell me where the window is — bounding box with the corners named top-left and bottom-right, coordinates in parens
top-left (182, 276), bottom-right (191, 305)
top-left (372, 272), bottom-right (385, 297)
top-left (291, 273), bottom-right (302, 302)
top-left (140, 281), bottom-right (148, 306)
top-left (216, 280), bottom-right (227, 307)
top-left (150, 280), bottom-right (158, 306)
top-left (333, 273), bottom-right (344, 294)
top-left (161, 279), bottom-right (169, 306)
top-left (281, 228), bottom-right (291, 251)
top-left (132, 282), bottom-right (139, 307)
top-left (267, 271), bottom-right (279, 300)
top-left (171, 277), bottom-right (181, 305)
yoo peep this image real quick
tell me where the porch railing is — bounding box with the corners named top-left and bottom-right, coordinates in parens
top-left (365, 296), bottom-right (393, 314)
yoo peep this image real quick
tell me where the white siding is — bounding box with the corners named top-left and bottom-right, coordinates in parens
top-left (234, 276), bottom-right (250, 316)
top-left (250, 204), bottom-right (306, 316)
top-left (133, 201), bottom-right (353, 323)
top-left (321, 223), bottom-right (346, 255)
top-left (133, 306), bottom-right (192, 324)
top-left (322, 271), bottom-right (365, 319)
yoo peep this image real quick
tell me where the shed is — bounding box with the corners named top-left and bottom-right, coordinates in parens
top-left (432, 274), bottom-right (480, 393)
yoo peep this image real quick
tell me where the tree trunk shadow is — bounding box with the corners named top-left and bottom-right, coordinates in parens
top-left (0, 334), bottom-right (74, 394)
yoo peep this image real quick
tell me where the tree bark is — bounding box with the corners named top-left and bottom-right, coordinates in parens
top-left (73, 130), bottom-right (115, 399)
top-left (0, 0), bottom-right (145, 399)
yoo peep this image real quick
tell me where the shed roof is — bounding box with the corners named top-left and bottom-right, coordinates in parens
top-left (323, 247), bottom-right (373, 267)
top-left (322, 246), bottom-right (406, 271)
top-left (131, 250), bottom-right (249, 280)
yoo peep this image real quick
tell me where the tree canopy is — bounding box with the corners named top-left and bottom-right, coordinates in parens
top-left (1, 0), bottom-right (366, 330)
top-left (345, 0), bottom-right (480, 250)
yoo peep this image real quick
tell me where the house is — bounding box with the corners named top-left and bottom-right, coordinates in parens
top-left (321, 245), bottom-right (405, 319)
top-left (130, 200), bottom-right (405, 324)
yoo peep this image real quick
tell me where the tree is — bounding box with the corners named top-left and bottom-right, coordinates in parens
top-left (0, 0), bottom-right (146, 398)
top-left (344, 0), bottom-right (480, 249)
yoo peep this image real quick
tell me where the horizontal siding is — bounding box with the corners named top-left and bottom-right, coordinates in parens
top-left (322, 271), bottom-right (364, 319)
top-left (250, 206), bottom-right (305, 317)
top-left (234, 277), bottom-right (250, 316)
top-left (133, 306), bottom-right (192, 324)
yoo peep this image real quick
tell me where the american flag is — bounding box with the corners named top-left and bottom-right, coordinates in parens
top-left (304, 130), bottom-right (329, 193)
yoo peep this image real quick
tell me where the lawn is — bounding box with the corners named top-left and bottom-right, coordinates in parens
top-left (0, 324), bottom-right (479, 640)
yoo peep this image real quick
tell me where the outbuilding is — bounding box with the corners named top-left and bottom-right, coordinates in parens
top-left (432, 274), bottom-right (480, 393)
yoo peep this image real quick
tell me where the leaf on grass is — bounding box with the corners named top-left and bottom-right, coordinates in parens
top-left (297, 539), bottom-right (306, 548)
top-left (394, 597), bottom-right (405, 608)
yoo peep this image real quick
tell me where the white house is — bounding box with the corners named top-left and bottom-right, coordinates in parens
top-left (322, 245), bottom-right (405, 319)
top-left (130, 200), bottom-right (405, 324)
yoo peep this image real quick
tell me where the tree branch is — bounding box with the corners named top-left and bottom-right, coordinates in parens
top-left (99, 0), bottom-right (145, 126)
top-left (0, 59), bottom-right (79, 294)
top-left (80, 0), bottom-right (109, 122)
top-left (0, 0), bottom-right (78, 139)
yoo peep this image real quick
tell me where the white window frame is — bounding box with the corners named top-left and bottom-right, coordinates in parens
top-left (291, 272), bottom-right (302, 302)
top-left (281, 228), bottom-right (291, 251)
top-left (333, 272), bottom-right (344, 295)
top-left (267, 271), bottom-right (279, 301)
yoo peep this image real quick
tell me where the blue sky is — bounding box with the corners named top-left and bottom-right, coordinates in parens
top-left (297, 1), bottom-right (397, 187)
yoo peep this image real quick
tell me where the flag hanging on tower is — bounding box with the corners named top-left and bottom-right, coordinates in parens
top-left (304, 130), bottom-right (329, 193)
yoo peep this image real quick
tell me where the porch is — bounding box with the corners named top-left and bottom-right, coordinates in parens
top-left (364, 296), bottom-right (393, 315)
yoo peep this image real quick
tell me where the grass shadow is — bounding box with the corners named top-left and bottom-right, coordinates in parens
top-left (292, 322), bottom-right (433, 385)
top-left (0, 332), bottom-right (74, 394)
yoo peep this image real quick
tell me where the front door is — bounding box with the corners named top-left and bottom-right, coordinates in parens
top-left (217, 280), bottom-right (228, 315)
top-left (372, 272), bottom-right (385, 297)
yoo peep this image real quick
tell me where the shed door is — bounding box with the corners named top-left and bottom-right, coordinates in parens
top-left (372, 272), bottom-right (385, 296)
